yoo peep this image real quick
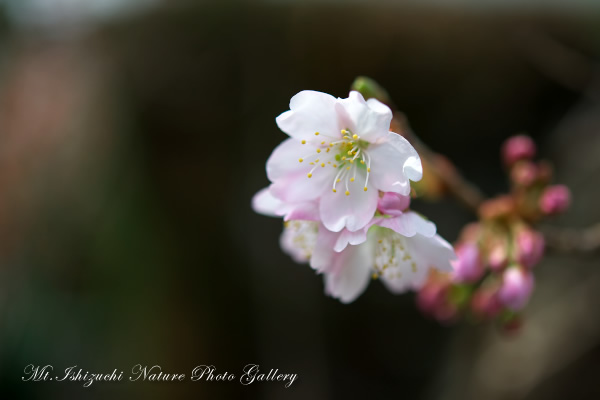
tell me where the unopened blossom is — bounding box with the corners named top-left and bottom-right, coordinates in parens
top-left (266, 90), bottom-right (422, 232)
top-left (377, 192), bottom-right (411, 215)
top-left (515, 229), bottom-right (545, 268)
top-left (510, 161), bottom-right (538, 186)
top-left (471, 288), bottom-right (502, 319)
top-left (498, 267), bottom-right (535, 311)
top-left (487, 242), bottom-right (508, 271)
top-left (502, 135), bottom-right (536, 165)
top-left (539, 184), bottom-right (571, 215)
top-left (417, 271), bottom-right (457, 322)
top-left (311, 213), bottom-right (455, 303)
top-left (451, 242), bottom-right (484, 283)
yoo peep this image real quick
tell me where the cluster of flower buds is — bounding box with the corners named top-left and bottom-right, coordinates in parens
top-left (253, 90), bottom-right (456, 303)
top-left (417, 134), bottom-right (571, 329)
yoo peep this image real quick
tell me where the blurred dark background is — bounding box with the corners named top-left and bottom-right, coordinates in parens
top-left (0, 1), bottom-right (599, 399)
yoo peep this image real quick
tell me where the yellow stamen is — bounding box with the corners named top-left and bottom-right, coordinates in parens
top-left (307, 173), bottom-right (312, 178)
top-left (316, 149), bottom-right (321, 153)
top-left (332, 189), bottom-right (337, 193)
top-left (321, 163), bottom-right (325, 167)
top-left (299, 158), bottom-right (303, 162)
top-left (345, 190), bottom-right (350, 196)
top-left (352, 134), bottom-right (358, 139)
top-left (350, 177), bottom-right (355, 182)
top-left (363, 187), bottom-right (368, 191)
top-left (315, 132), bottom-right (319, 136)
top-left (301, 140), bottom-right (306, 144)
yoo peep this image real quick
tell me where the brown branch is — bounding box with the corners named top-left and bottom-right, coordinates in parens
top-left (351, 76), bottom-right (487, 212)
top-left (392, 112), bottom-right (487, 211)
top-left (352, 76), bottom-right (600, 254)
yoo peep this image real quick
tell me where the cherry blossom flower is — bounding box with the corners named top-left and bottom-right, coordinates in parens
top-left (311, 213), bottom-right (455, 303)
top-left (266, 90), bottom-right (422, 232)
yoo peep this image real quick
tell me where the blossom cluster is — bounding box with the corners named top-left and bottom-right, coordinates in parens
top-left (418, 134), bottom-right (571, 328)
top-left (252, 90), bottom-right (456, 303)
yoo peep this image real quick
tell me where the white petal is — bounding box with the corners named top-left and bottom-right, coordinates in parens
top-left (309, 224), bottom-right (340, 273)
top-left (283, 201), bottom-right (320, 222)
top-left (251, 187), bottom-right (283, 217)
top-left (336, 91), bottom-right (392, 142)
top-left (269, 167), bottom-right (332, 203)
top-left (319, 169), bottom-right (379, 232)
top-left (408, 234), bottom-right (456, 288)
top-left (333, 228), bottom-right (369, 252)
top-left (276, 91), bottom-right (341, 141)
top-left (376, 211), bottom-right (436, 238)
top-left (324, 240), bottom-right (374, 303)
top-left (368, 132), bottom-right (422, 195)
top-left (266, 138), bottom-right (308, 182)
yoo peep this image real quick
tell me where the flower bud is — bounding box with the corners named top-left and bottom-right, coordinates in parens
top-left (498, 267), bottom-right (534, 311)
top-left (502, 135), bottom-right (536, 165)
top-left (451, 242), bottom-right (484, 283)
top-left (488, 242), bottom-right (508, 271)
top-left (516, 229), bottom-right (545, 268)
top-left (377, 192), bottom-right (410, 216)
top-left (478, 195), bottom-right (515, 220)
top-left (539, 184), bottom-right (571, 215)
top-left (417, 271), bottom-right (451, 316)
top-left (510, 161), bottom-right (538, 186)
top-left (471, 288), bottom-right (502, 319)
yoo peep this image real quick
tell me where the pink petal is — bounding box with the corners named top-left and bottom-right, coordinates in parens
top-left (324, 240), bottom-right (374, 303)
top-left (375, 212), bottom-right (436, 238)
top-left (319, 174), bottom-right (379, 232)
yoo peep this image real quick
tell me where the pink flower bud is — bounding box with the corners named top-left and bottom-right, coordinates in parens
top-left (488, 243), bottom-right (508, 271)
top-left (377, 192), bottom-right (411, 216)
top-left (510, 161), bottom-right (538, 186)
top-left (539, 184), bottom-right (571, 215)
top-left (451, 242), bottom-right (484, 283)
top-left (471, 288), bottom-right (502, 319)
top-left (417, 283), bottom-right (447, 314)
top-left (516, 229), bottom-right (545, 268)
top-left (498, 267), bottom-right (534, 311)
top-left (502, 135), bottom-right (536, 165)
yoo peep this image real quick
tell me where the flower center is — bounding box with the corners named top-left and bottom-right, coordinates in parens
top-left (298, 129), bottom-right (372, 196)
top-left (283, 221), bottom-right (318, 260)
top-left (372, 231), bottom-right (418, 280)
